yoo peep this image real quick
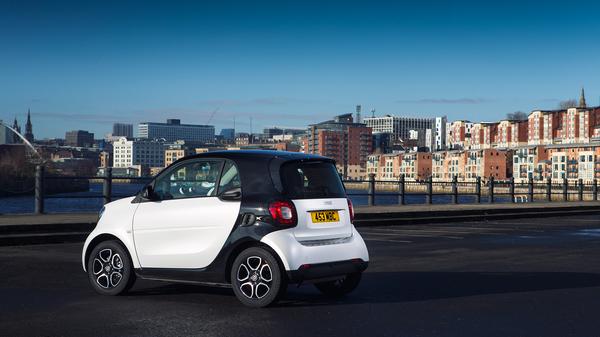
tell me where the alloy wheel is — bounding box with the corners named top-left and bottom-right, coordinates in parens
top-left (236, 256), bottom-right (273, 299)
top-left (92, 248), bottom-right (124, 289)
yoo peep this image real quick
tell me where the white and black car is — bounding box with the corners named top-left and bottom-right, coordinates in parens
top-left (82, 150), bottom-right (369, 307)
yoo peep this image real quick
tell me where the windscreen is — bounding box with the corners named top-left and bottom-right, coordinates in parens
top-left (280, 161), bottom-right (346, 199)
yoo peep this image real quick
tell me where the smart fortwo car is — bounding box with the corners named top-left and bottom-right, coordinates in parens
top-left (82, 151), bottom-right (369, 307)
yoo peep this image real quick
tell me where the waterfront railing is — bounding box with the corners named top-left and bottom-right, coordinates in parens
top-left (31, 166), bottom-right (600, 214)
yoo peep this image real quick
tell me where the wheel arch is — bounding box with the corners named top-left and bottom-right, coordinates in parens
top-left (83, 234), bottom-right (131, 272)
top-left (223, 240), bottom-right (286, 283)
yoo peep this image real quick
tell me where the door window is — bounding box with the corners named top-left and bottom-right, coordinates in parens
top-left (153, 160), bottom-right (223, 200)
top-left (218, 161), bottom-right (241, 194)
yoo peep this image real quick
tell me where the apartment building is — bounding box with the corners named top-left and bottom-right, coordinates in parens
top-left (446, 120), bottom-right (473, 150)
top-left (465, 149), bottom-right (511, 181)
top-left (400, 152), bottom-right (432, 181)
top-left (512, 146), bottom-right (550, 182)
top-left (306, 113), bottom-right (372, 180)
top-left (445, 150), bottom-right (467, 180)
top-left (510, 120), bottom-right (529, 148)
top-left (528, 110), bottom-right (564, 145)
top-left (366, 153), bottom-right (403, 181)
top-left (546, 144), bottom-right (600, 182)
top-left (431, 151), bottom-right (447, 180)
top-left (470, 123), bottom-right (484, 149)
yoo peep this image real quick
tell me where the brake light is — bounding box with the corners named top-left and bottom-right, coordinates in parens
top-left (347, 198), bottom-right (354, 223)
top-left (269, 201), bottom-right (297, 227)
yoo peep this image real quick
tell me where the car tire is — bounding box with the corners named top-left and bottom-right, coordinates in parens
top-left (87, 240), bottom-right (136, 296)
top-left (315, 272), bottom-right (362, 298)
top-left (230, 247), bottom-right (286, 308)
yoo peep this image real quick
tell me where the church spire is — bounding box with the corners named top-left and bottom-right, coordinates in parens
top-left (579, 87), bottom-right (587, 108)
top-left (24, 108), bottom-right (34, 143)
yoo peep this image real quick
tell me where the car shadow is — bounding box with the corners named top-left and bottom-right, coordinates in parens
top-left (123, 271), bottom-right (600, 307)
top-left (279, 271), bottom-right (600, 307)
top-left (126, 282), bottom-right (234, 297)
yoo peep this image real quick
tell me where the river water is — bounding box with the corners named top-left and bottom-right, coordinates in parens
top-left (0, 183), bottom-right (508, 214)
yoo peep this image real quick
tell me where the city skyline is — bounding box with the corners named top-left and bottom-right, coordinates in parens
top-left (2, 1), bottom-right (600, 138)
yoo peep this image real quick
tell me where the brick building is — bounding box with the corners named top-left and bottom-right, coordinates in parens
top-left (306, 113), bottom-right (372, 180)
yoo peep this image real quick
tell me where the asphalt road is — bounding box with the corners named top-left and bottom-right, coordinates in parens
top-left (1, 215), bottom-right (600, 337)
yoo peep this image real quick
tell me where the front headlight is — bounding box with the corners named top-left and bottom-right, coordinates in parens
top-left (98, 206), bottom-right (106, 221)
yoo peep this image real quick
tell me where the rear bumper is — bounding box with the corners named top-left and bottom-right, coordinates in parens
top-left (287, 259), bottom-right (368, 283)
top-left (260, 225), bottom-right (369, 271)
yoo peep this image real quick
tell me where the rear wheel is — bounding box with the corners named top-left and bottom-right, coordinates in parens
top-left (87, 240), bottom-right (136, 295)
top-left (230, 247), bottom-right (286, 308)
top-left (315, 272), bottom-right (362, 298)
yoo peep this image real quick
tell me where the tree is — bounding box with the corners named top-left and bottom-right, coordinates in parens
top-left (506, 111), bottom-right (527, 121)
top-left (558, 99), bottom-right (577, 109)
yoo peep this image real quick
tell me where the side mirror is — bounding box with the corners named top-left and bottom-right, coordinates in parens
top-left (142, 185), bottom-right (158, 201)
top-left (219, 187), bottom-right (241, 201)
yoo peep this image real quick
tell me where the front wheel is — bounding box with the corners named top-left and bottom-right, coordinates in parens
top-left (230, 247), bottom-right (286, 308)
top-left (87, 240), bottom-right (136, 295)
top-left (315, 272), bottom-right (362, 298)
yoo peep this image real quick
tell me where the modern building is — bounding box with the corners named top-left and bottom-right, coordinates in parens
top-left (65, 130), bottom-right (95, 148)
top-left (306, 113), bottom-right (372, 180)
top-left (112, 137), bottom-right (166, 169)
top-left (138, 119), bottom-right (215, 143)
top-left (431, 116), bottom-right (447, 151)
top-left (363, 115), bottom-right (435, 143)
top-left (112, 123), bottom-right (134, 138)
top-left (372, 132), bottom-right (394, 154)
top-left (220, 128), bottom-right (235, 142)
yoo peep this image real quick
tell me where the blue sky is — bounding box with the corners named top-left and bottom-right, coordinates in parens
top-left (1, 0), bottom-right (600, 139)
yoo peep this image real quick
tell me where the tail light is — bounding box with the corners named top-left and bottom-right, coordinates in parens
top-left (269, 201), bottom-right (297, 227)
top-left (347, 198), bottom-right (354, 223)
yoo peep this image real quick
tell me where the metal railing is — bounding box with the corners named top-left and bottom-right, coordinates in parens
top-left (30, 165), bottom-right (600, 214)
top-left (343, 173), bottom-right (599, 207)
top-left (34, 166), bottom-right (152, 214)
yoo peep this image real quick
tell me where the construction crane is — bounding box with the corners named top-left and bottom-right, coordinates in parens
top-left (206, 107), bottom-right (220, 124)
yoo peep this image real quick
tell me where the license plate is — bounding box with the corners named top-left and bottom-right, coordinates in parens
top-left (310, 210), bottom-right (339, 223)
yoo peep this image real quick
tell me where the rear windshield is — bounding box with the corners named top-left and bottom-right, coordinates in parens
top-left (280, 161), bottom-right (346, 199)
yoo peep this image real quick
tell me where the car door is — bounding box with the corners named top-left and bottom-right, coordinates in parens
top-left (132, 158), bottom-right (242, 269)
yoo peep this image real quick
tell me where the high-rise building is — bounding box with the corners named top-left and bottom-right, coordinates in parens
top-left (112, 137), bottom-right (166, 168)
top-left (112, 123), bottom-right (134, 138)
top-left (65, 130), bottom-right (95, 148)
top-left (24, 109), bottom-right (34, 143)
top-left (306, 113), bottom-right (372, 179)
top-left (139, 119), bottom-right (215, 143)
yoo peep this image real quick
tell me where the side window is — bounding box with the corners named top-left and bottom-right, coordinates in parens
top-left (218, 161), bottom-right (241, 194)
top-left (153, 160), bottom-right (223, 200)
